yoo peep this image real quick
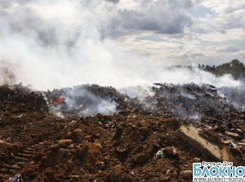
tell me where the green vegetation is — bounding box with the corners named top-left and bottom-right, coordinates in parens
top-left (171, 59), bottom-right (245, 79)
top-left (200, 59), bottom-right (245, 79)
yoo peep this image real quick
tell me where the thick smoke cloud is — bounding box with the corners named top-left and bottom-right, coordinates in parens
top-left (0, 0), bottom-right (241, 90)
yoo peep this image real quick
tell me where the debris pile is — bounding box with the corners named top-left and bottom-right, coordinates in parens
top-left (142, 83), bottom-right (235, 120)
top-left (45, 85), bottom-right (124, 117)
top-left (46, 83), bottom-right (236, 122)
top-left (0, 83), bottom-right (244, 181)
top-left (219, 85), bottom-right (245, 111)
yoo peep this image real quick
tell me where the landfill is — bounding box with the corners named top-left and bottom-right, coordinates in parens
top-left (0, 83), bottom-right (244, 182)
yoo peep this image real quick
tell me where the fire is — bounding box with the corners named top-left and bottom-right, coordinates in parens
top-left (54, 95), bottom-right (64, 105)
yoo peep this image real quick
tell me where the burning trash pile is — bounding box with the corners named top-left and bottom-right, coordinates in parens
top-left (143, 83), bottom-right (235, 121)
top-left (45, 85), bottom-right (125, 117)
top-left (0, 83), bottom-right (244, 181)
top-left (45, 83), bottom-right (236, 122)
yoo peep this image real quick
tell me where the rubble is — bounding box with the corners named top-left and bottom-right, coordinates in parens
top-left (226, 131), bottom-right (239, 138)
top-left (176, 125), bottom-right (244, 165)
top-left (0, 140), bottom-right (14, 147)
top-left (156, 150), bottom-right (163, 159)
top-left (71, 129), bottom-right (84, 143)
top-left (133, 153), bottom-right (150, 165)
top-left (180, 170), bottom-right (192, 180)
top-left (57, 139), bottom-right (73, 145)
top-left (162, 146), bottom-right (178, 158)
top-left (45, 83), bottom-right (237, 121)
top-left (10, 176), bottom-right (21, 182)
top-left (108, 166), bottom-right (132, 182)
top-left (0, 83), bottom-right (245, 181)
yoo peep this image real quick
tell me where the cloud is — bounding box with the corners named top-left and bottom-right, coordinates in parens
top-left (118, 0), bottom-right (194, 34)
top-left (105, 0), bottom-right (120, 4)
top-left (218, 47), bottom-right (241, 53)
top-left (224, 1), bottom-right (245, 14)
top-left (118, 10), bottom-right (192, 34)
top-left (0, 0), bottom-right (244, 89)
top-left (200, 0), bottom-right (245, 30)
top-left (223, 10), bottom-right (245, 29)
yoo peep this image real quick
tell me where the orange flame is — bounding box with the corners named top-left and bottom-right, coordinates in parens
top-left (54, 95), bottom-right (64, 105)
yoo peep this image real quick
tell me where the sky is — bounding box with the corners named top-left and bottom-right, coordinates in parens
top-left (115, 0), bottom-right (245, 65)
top-left (0, 0), bottom-right (244, 88)
top-left (0, 0), bottom-right (244, 66)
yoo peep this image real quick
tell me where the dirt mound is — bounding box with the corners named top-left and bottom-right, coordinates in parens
top-left (0, 84), bottom-right (244, 182)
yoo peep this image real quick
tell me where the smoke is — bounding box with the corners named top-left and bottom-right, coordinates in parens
top-left (119, 83), bottom-right (236, 122)
top-left (119, 86), bottom-right (154, 102)
top-left (47, 85), bottom-right (118, 117)
top-left (0, 60), bottom-right (16, 85)
top-left (181, 91), bottom-right (196, 100)
top-left (218, 81), bottom-right (245, 111)
top-left (0, 0), bottom-right (241, 90)
top-left (61, 86), bottom-right (118, 117)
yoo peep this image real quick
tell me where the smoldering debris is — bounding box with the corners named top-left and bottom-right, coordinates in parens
top-left (218, 83), bottom-right (245, 111)
top-left (42, 82), bottom-right (244, 121)
top-left (0, 82), bottom-right (245, 181)
top-left (0, 82), bottom-right (242, 121)
top-left (45, 85), bottom-right (121, 117)
top-left (150, 83), bottom-right (234, 120)
top-left (117, 83), bottom-right (235, 121)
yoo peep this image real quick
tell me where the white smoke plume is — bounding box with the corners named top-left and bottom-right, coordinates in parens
top-left (0, 0), bottom-right (241, 90)
top-left (0, 60), bottom-right (16, 85)
top-left (58, 86), bottom-right (118, 117)
top-left (218, 81), bottom-right (245, 111)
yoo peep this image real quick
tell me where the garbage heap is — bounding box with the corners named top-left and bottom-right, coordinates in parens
top-left (0, 84), bottom-right (244, 182)
top-left (46, 83), bottom-right (235, 122)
